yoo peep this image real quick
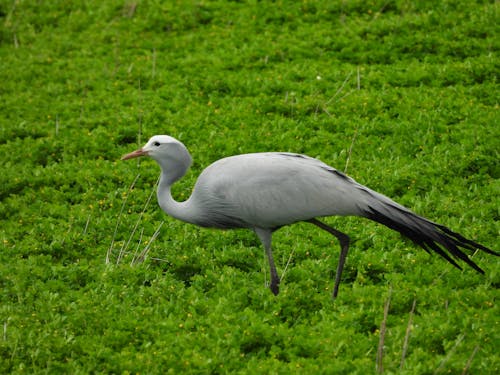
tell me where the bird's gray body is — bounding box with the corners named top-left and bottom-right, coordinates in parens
top-left (189, 152), bottom-right (365, 229)
top-left (122, 135), bottom-right (497, 298)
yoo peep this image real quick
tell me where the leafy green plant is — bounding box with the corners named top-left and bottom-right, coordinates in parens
top-left (1, 0), bottom-right (498, 373)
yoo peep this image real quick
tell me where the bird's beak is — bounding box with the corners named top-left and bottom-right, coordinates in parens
top-left (121, 148), bottom-right (148, 160)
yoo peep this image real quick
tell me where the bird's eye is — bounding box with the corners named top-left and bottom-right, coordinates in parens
top-left (153, 141), bottom-right (161, 147)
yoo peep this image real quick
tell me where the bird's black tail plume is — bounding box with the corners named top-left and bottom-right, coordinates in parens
top-left (362, 202), bottom-right (498, 273)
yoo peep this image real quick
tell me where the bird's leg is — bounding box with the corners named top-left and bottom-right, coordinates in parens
top-left (306, 218), bottom-right (350, 299)
top-left (254, 228), bottom-right (280, 296)
top-left (266, 246), bottom-right (280, 296)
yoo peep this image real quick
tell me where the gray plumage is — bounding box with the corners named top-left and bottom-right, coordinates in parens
top-left (122, 135), bottom-right (497, 298)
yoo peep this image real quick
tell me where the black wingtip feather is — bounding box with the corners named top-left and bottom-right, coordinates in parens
top-left (436, 224), bottom-right (499, 256)
top-left (363, 205), bottom-right (495, 273)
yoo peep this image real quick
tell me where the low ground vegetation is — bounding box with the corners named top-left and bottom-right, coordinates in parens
top-left (1, 1), bottom-right (498, 373)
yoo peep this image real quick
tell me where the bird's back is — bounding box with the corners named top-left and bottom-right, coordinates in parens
top-left (188, 153), bottom-right (367, 229)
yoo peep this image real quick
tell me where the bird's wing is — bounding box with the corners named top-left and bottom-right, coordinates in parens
top-left (191, 152), bottom-right (369, 228)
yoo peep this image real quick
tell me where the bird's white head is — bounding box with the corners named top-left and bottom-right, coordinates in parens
top-left (121, 135), bottom-right (192, 181)
top-left (121, 135), bottom-right (183, 161)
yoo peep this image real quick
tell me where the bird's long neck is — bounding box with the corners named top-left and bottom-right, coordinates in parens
top-left (157, 165), bottom-right (198, 225)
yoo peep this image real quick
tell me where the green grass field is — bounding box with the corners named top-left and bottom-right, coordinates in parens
top-left (1, 0), bottom-right (498, 373)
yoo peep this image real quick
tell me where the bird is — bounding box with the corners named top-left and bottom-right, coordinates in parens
top-left (121, 135), bottom-right (497, 298)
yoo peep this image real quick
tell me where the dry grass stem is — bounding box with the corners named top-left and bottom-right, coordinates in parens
top-left (152, 48), bottom-right (157, 79)
top-left (107, 173), bottom-right (141, 264)
top-left (130, 227), bottom-right (145, 266)
top-left (82, 214), bottom-right (91, 235)
top-left (280, 248), bottom-right (296, 283)
top-left (377, 286), bottom-right (392, 373)
top-left (400, 298), bottom-right (417, 369)
top-left (461, 345), bottom-right (479, 375)
top-left (123, 2), bottom-right (137, 18)
top-left (117, 175), bottom-right (159, 264)
top-left (344, 127), bottom-right (358, 174)
top-left (133, 221), bottom-right (165, 265)
top-left (357, 66), bottom-right (361, 89)
top-left (434, 334), bottom-right (465, 374)
top-left (319, 71), bottom-right (354, 117)
top-left (325, 71), bottom-right (353, 106)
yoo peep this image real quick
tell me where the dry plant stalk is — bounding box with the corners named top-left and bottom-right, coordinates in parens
top-left (132, 221), bottom-right (165, 265)
top-left (400, 298), bottom-right (417, 369)
top-left (461, 345), bottom-right (479, 375)
top-left (344, 128), bottom-right (358, 174)
top-left (377, 286), bottom-right (392, 373)
top-left (108, 172), bottom-right (163, 265)
top-left (434, 334), bottom-right (465, 374)
top-left (117, 176), bottom-right (158, 264)
top-left (107, 173), bottom-right (140, 264)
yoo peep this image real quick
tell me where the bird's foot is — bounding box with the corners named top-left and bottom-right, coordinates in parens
top-left (270, 280), bottom-right (280, 296)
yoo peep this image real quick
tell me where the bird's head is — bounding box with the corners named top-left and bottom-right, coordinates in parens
top-left (121, 135), bottom-right (192, 175)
